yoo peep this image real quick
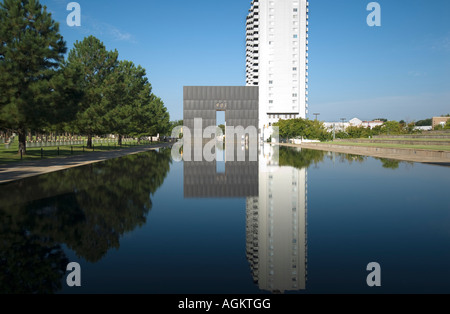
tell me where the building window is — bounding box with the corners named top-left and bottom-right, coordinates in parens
top-left (293, 8), bottom-right (298, 12)
top-left (293, 67), bottom-right (297, 71)
top-left (269, 80), bottom-right (273, 84)
top-left (269, 100), bottom-right (273, 104)
top-left (293, 93), bottom-right (298, 97)
top-left (293, 34), bottom-right (298, 38)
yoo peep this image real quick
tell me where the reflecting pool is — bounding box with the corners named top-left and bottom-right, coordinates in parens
top-left (0, 145), bottom-right (449, 294)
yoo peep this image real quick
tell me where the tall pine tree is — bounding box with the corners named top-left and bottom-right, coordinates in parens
top-left (66, 36), bottom-right (118, 148)
top-left (103, 60), bottom-right (170, 144)
top-left (102, 60), bottom-right (144, 146)
top-left (0, 0), bottom-right (67, 154)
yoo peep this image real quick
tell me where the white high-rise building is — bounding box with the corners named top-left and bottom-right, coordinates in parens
top-left (246, 0), bottom-right (309, 140)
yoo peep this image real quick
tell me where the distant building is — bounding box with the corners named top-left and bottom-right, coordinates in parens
top-left (323, 122), bottom-right (348, 133)
top-left (432, 117), bottom-right (450, 129)
top-left (413, 126), bottom-right (432, 131)
top-left (349, 118), bottom-right (384, 129)
top-left (348, 118), bottom-right (362, 126)
top-left (323, 118), bottom-right (384, 132)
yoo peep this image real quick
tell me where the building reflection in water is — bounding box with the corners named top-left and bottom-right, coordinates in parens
top-left (246, 144), bottom-right (307, 293)
top-left (183, 141), bottom-right (307, 293)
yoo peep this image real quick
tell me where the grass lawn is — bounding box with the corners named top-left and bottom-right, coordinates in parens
top-left (356, 138), bottom-right (450, 142)
top-left (0, 140), bottom-right (160, 165)
top-left (328, 141), bottom-right (450, 152)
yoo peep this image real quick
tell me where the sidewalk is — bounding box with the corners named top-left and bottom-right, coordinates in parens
top-left (0, 143), bottom-right (172, 184)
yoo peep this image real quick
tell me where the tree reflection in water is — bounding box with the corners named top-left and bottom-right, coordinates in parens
top-left (278, 146), bottom-right (326, 170)
top-left (0, 148), bottom-right (172, 293)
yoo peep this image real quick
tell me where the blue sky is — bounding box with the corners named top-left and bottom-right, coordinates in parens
top-left (41, 0), bottom-right (450, 122)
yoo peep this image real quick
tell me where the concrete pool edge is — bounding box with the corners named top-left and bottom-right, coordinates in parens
top-left (278, 142), bottom-right (450, 166)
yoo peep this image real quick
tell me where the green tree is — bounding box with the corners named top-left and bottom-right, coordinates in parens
top-left (168, 120), bottom-right (183, 139)
top-left (129, 93), bottom-right (170, 141)
top-left (274, 119), bottom-right (306, 140)
top-left (101, 59), bottom-right (170, 144)
top-left (382, 121), bottom-right (402, 135)
top-left (274, 118), bottom-right (330, 142)
top-left (304, 119), bottom-right (331, 141)
top-left (445, 120), bottom-right (450, 130)
top-left (218, 124), bottom-right (225, 136)
top-left (66, 36), bottom-right (119, 148)
top-left (415, 118), bottom-right (432, 126)
top-left (346, 126), bottom-right (372, 139)
top-left (169, 120), bottom-right (183, 133)
top-left (335, 131), bottom-right (350, 139)
top-left (406, 122), bottom-right (417, 134)
top-left (0, 0), bottom-right (67, 154)
top-left (103, 60), bottom-right (148, 145)
top-left (45, 62), bottom-right (84, 135)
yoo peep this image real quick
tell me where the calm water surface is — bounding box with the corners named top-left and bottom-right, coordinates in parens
top-left (1, 146), bottom-right (449, 294)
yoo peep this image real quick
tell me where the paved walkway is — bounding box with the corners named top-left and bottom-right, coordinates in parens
top-left (0, 143), bottom-right (172, 184)
top-left (279, 143), bottom-right (450, 166)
